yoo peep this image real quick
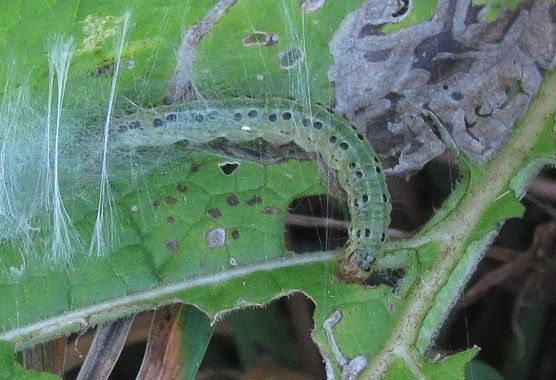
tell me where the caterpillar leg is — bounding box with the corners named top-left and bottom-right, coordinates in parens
top-left (337, 247), bottom-right (376, 283)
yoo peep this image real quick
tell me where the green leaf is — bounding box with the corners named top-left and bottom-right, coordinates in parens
top-left (1, 1), bottom-right (556, 379)
top-left (382, 0), bottom-right (438, 34)
top-left (227, 302), bottom-right (304, 370)
top-left (472, 0), bottom-right (524, 22)
top-left (0, 341), bottom-right (15, 379)
top-left (0, 341), bottom-right (59, 380)
top-left (465, 360), bottom-right (505, 380)
top-left (180, 305), bottom-right (214, 379)
top-left (0, 154), bottom-right (328, 340)
top-left (193, 0), bottom-right (365, 101)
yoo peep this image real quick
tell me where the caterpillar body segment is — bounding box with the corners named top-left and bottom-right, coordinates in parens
top-left (109, 98), bottom-right (391, 282)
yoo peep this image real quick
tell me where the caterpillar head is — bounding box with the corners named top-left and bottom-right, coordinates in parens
top-left (337, 246), bottom-right (375, 283)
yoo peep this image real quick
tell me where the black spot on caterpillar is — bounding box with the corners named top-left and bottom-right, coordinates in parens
top-left (109, 98), bottom-right (391, 282)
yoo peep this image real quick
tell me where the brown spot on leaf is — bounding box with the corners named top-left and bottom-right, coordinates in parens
top-left (227, 194), bottom-right (240, 206)
top-left (167, 215), bottom-right (175, 223)
top-left (263, 205), bottom-right (282, 214)
top-left (165, 239), bottom-right (179, 251)
top-left (96, 59), bottom-right (134, 77)
top-left (246, 195), bottom-right (262, 206)
top-left (192, 163), bottom-right (203, 173)
top-left (152, 200), bottom-right (161, 208)
top-left (165, 196), bottom-right (177, 204)
top-left (96, 62), bottom-right (115, 77)
top-left (208, 208), bottom-right (222, 219)
top-left (176, 184), bottom-right (188, 193)
top-left (231, 230), bottom-right (240, 240)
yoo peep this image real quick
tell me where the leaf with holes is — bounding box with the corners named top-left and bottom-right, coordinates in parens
top-left (1, 1), bottom-right (556, 380)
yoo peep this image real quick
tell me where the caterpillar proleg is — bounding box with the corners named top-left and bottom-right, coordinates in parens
top-left (109, 98), bottom-right (391, 282)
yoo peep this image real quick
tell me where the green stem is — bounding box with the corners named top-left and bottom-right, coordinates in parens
top-left (364, 69), bottom-right (556, 378)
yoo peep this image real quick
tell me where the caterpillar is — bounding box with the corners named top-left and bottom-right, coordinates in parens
top-left (108, 98), bottom-right (391, 282)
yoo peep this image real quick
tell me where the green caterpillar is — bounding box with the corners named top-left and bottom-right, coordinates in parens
top-left (110, 98), bottom-right (391, 282)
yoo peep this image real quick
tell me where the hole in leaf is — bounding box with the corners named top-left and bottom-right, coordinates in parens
top-left (279, 47), bottom-right (305, 70)
top-left (242, 31), bottom-right (279, 47)
top-left (364, 268), bottom-right (405, 289)
top-left (219, 162), bottom-right (239, 175)
top-left (285, 195), bottom-right (347, 253)
top-left (391, 0), bottom-right (409, 17)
